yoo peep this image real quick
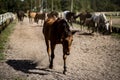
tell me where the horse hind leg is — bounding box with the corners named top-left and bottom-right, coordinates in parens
top-left (29, 18), bottom-right (32, 23)
top-left (87, 25), bottom-right (90, 33)
top-left (81, 25), bottom-right (84, 31)
top-left (45, 39), bottom-right (51, 63)
top-left (41, 20), bottom-right (44, 27)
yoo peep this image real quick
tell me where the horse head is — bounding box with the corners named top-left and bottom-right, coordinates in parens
top-left (100, 13), bottom-right (110, 31)
top-left (58, 19), bottom-right (77, 55)
top-left (47, 11), bottom-right (58, 19)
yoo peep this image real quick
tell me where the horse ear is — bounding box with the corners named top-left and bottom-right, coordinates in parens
top-left (71, 30), bottom-right (79, 35)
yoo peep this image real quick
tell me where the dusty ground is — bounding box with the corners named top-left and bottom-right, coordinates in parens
top-left (0, 18), bottom-right (120, 80)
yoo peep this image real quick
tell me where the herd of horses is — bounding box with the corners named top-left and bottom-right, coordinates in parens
top-left (63, 11), bottom-right (112, 34)
top-left (16, 10), bottom-right (112, 34)
top-left (16, 10), bottom-right (112, 74)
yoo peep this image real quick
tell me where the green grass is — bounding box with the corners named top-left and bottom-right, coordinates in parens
top-left (0, 20), bottom-right (16, 61)
top-left (111, 33), bottom-right (120, 39)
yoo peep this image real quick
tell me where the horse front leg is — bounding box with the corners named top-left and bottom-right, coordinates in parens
top-left (63, 54), bottom-right (67, 74)
top-left (49, 43), bottom-right (55, 69)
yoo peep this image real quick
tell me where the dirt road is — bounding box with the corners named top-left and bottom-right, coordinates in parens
top-left (0, 18), bottom-right (120, 80)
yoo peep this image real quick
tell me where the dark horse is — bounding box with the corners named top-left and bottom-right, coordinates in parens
top-left (76, 12), bottom-right (92, 30)
top-left (43, 17), bottom-right (76, 74)
top-left (28, 11), bottom-right (36, 23)
top-left (34, 11), bottom-right (58, 26)
top-left (16, 10), bottom-right (26, 22)
top-left (47, 11), bottom-right (58, 18)
top-left (65, 12), bottom-right (76, 27)
top-left (34, 12), bottom-right (46, 25)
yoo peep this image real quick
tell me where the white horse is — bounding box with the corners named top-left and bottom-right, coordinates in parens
top-left (58, 11), bottom-right (70, 20)
top-left (91, 12), bottom-right (112, 34)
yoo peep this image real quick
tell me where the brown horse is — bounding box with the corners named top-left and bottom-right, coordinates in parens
top-left (34, 12), bottom-right (46, 26)
top-left (76, 12), bottom-right (92, 30)
top-left (43, 17), bottom-right (77, 74)
top-left (84, 18), bottom-right (95, 33)
top-left (47, 11), bottom-right (59, 18)
top-left (28, 11), bottom-right (36, 23)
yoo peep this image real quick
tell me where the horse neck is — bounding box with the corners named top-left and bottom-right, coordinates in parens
top-left (54, 19), bottom-right (70, 39)
top-left (61, 22), bottom-right (71, 38)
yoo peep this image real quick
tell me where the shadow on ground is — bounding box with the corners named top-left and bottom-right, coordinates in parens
top-left (6, 59), bottom-right (62, 75)
top-left (78, 32), bottom-right (94, 36)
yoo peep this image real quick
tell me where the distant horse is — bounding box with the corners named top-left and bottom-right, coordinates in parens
top-left (84, 18), bottom-right (95, 33)
top-left (91, 13), bottom-right (112, 34)
top-left (28, 11), bottom-right (36, 23)
top-left (43, 17), bottom-right (77, 74)
top-left (65, 11), bottom-right (76, 27)
top-left (76, 12), bottom-right (92, 31)
top-left (34, 12), bottom-right (46, 26)
top-left (16, 10), bottom-right (26, 22)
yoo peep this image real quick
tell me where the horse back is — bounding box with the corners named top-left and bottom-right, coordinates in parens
top-left (29, 12), bottom-right (36, 18)
top-left (35, 12), bottom-right (45, 20)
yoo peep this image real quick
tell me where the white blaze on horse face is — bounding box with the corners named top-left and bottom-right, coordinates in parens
top-left (101, 13), bottom-right (110, 31)
top-left (92, 13), bottom-right (110, 30)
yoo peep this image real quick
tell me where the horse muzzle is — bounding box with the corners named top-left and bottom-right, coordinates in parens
top-left (65, 52), bottom-right (70, 55)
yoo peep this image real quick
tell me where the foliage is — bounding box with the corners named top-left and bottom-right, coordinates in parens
top-left (0, 0), bottom-right (120, 13)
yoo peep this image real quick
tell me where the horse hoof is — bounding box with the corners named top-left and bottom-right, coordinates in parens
top-left (65, 52), bottom-right (70, 55)
top-left (63, 71), bottom-right (66, 75)
top-left (49, 65), bottom-right (53, 69)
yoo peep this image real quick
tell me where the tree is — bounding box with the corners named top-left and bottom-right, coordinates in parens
top-left (0, 0), bottom-right (120, 14)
